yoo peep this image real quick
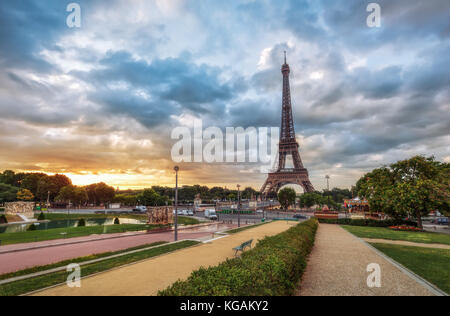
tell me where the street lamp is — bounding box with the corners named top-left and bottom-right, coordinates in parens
top-left (174, 166), bottom-right (179, 242)
top-left (237, 184), bottom-right (241, 228)
top-left (325, 175), bottom-right (331, 209)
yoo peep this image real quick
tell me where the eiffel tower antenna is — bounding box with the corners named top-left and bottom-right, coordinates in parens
top-left (260, 54), bottom-right (315, 196)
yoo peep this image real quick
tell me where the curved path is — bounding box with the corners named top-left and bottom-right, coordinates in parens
top-left (297, 224), bottom-right (438, 296)
top-left (0, 224), bottom-right (235, 275)
top-left (32, 221), bottom-right (297, 296)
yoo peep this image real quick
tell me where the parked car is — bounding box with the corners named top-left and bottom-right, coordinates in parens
top-left (256, 210), bottom-right (263, 214)
top-left (431, 217), bottom-right (449, 225)
top-left (205, 209), bottom-right (218, 220)
top-left (173, 210), bottom-right (185, 215)
top-left (136, 206), bottom-right (147, 212)
top-left (187, 210), bottom-right (194, 216)
top-left (293, 214), bottom-right (308, 220)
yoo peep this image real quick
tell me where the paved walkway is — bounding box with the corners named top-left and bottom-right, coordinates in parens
top-left (0, 223), bottom-right (235, 275)
top-left (297, 225), bottom-right (437, 296)
top-left (363, 238), bottom-right (450, 250)
top-left (32, 221), bottom-right (296, 296)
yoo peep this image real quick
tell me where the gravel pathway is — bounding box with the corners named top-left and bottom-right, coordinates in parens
top-left (362, 238), bottom-right (450, 250)
top-left (297, 224), bottom-right (436, 296)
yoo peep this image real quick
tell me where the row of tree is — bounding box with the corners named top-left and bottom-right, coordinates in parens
top-left (276, 188), bottom-right (353, 211)
top-left (0, 170), bottom-right (116, 206)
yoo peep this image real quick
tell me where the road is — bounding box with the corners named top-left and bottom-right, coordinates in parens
top-left (198, 211), bottom-right (313, 223)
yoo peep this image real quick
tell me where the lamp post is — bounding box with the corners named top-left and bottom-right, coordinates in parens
top-left (174, 166), bottom-right (179, 242)
top-left (325, 175), bottom-right (331, 209)
top-left (237, 184), bottom-right (241, 228)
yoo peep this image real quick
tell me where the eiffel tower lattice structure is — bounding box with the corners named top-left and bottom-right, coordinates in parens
top-left (260, 53), bottom-right (315, 196)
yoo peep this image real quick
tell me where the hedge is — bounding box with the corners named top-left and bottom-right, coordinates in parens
top-left (159, 218), bottom-right (318, 296)
top-left (37, 212), bottom-right (45, 221)
top-left (318, 218), bottom-right (417, 227)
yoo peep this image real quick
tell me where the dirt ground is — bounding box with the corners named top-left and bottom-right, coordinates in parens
top-left (32, 220), bottom-right (297, 296)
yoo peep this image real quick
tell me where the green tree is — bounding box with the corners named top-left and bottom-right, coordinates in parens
top-left (278, 188), bottom-right (297, 210)
top-left (36, 174), bottom-right (72, 202)
top-left (299, 192), bottom-right (322, 209)
top-left (357, 156), bottom-right (449, 228)
top-left (21, 173), bottom-right (47, 198)
top-left (137, 189), bottom-right (168, 206)
top-left (113, 194), bottom-right (138, 206)
top-left (0, 183), bottom-right (19, 203)
top-left (85, 183), bottom-right (115, 205)
top-left (57, 185), bottom-right (88, 207)
top-left (0, 170), bottom-right (16, 186)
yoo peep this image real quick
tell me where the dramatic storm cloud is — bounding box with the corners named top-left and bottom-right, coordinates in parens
top-left (0, 0), bottom-right (449, 190)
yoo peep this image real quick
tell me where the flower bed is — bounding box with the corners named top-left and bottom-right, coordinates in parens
top-left (389, 225), bottom-right (424, 232)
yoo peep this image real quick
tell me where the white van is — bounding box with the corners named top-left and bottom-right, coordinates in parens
top-left (204, 209), bottom-right (218, 220)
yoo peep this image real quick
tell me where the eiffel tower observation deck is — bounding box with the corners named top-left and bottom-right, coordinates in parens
top-left (260, 52), bottom-right (315, 195)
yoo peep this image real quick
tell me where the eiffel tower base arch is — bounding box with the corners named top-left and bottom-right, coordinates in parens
top-left (260, 170), bottom-right (315, 196)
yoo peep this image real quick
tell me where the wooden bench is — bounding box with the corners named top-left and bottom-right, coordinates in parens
top-left (233, 239), bottom-right (253, 256)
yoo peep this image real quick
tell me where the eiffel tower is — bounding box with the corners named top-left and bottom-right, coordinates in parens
top-left (260, 52), bottom-right (315, 195)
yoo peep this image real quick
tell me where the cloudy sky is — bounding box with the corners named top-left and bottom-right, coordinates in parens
top-left (0, 0), bottom-right (449, 190)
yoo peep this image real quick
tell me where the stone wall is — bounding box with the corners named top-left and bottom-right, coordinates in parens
top-left (5, 202), bottom-right (35, 218)
top-left (147, 206), bottom-right (173, 225)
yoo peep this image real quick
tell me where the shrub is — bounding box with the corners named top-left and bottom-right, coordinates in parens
top-left (159, 218), bottom-right (318, 296)
top-left (114, 217), bottom-right (120, 225)
top-left (27, 224), bottom-right (37, 231)
top-left (317, 218), bottom-right (417, 227)
top-left (37, 212), bottom-right (45, 221)
top-left (0, 214), bottom-right (7, 224)
top-left (77, 218), bottom-right (86, 227)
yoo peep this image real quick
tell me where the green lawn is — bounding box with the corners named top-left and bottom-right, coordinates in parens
top-left (0, 240), bottom-right (199, 296)
top-left (34, 212), bottom-right (147, 221)
top-left (34, 213), bottom-right (200, 225)
top-left (371, 243), bottom-right (450, 295)
top-left (342, 225), bottom-right (450, 246)
top-left (0, 223), bottom-right (167, 246)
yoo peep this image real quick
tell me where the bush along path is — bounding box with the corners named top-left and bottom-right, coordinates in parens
top-left (159, 219), bottom-right (318, 296)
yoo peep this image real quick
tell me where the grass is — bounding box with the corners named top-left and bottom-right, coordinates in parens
top-left (177, 216), bottom-right (201, 226)
top-left (34, 212), bottom-right (200, 225)
top-left (370, 243), bottom-right (450, 295)
top-left (34, 212), bottom-right (147, 221)
top-left (0, 241), bottom-right (168, 281)
top-left (0, 240), bottom-right (199, 296)
top-left (342, 225), bottom-right (450, 246)
top-left (0, 223), bottom-right (168, 246)
top-left (225, 221), bottom-right (269, 234)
